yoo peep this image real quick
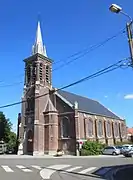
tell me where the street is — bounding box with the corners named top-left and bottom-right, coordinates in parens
top-left (0, 155), bottom-right (133, 180)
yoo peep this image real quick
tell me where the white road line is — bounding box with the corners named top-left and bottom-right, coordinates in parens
top-left (78, 167), bottom-right (97, 174)
top-left (40, 164), bottom-right (71, 179)
top-left (1, 166), bottom-right (14, 172)
top-left (31, 165), bottom-right (42, 170)
top-left (65, 166), bottom-right (82, 172)
top-left (16, 165), bottom-right (32, 172)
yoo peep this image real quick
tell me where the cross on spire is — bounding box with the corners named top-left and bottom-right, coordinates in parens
top-left (32, 21), bottom-right (47, 57)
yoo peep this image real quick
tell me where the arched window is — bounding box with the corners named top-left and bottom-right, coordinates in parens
top-left (27, 65), bottom-right (31, 83)
top-left (114, 122), bottom-right (119, 137)
top-left (106, 121), bottom-right (111, 137)
top-left (98, 120), bottom-right (103, 137)
top-left (39, 63), bottom-right (43, 81)
top-left (32, 63), bottom-right (36, 82)
top-left (27, 98), bottom-right (30, 111)
top-left (121, 123), bottom-right (126, 137)
top-left (88, 118), bottom-right (93, 137)
top-left (46, 65), bottom-right (49, 83)
top-left (27, 98), bottom-right (34, 111)
top-left (61, 117), bottom-right (70, 138)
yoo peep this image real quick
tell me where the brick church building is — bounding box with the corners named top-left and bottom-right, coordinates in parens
top-left (17, 21), bottom-right (127, 156)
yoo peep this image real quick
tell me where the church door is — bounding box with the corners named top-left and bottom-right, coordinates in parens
top-left (27, 130), bottom-right (33, 154)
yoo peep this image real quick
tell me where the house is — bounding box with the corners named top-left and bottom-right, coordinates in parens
top-left (127, 127), bottom-right (133, 142)
top-left (17, 21), bottom-right (127, 156)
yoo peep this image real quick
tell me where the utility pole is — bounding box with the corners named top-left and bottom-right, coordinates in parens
top-left (126, 21), bottom-right (133, 66)
top-left (109, 4), bottom-right (133, 65)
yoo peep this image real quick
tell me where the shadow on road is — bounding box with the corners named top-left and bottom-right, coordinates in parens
top-left (39, 164), bottom-right (133, 179)
top-left (92, 164), bottom-right (133, 179)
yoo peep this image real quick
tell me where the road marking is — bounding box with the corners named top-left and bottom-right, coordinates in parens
top-left (78, 167), bottom-right (97, 174)
top-left (65, 166), bottom-right (82, 172)
top-left (1, 166), bottom-right (14, 172)
top-left (16, 165), bottom-right (32, 172)
top-left (40, 164), bottom-right (71, 179)
top-left (32, 165), bottom-right (42, 170)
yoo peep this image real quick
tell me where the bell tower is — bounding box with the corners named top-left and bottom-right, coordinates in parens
top-left (25, 21), bottom-right (52, 89)
top-left (18, 21), bottom-right (58, 155)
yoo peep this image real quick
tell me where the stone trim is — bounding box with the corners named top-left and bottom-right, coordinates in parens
top-left (58, 112), bottom-right (74, 116)
top-left (34, 120), bottom-right (39, 124)
top-left (44, 150), bottom-right (57, 155)
top-left (34, 123), bottom-right (58, 126)
top-left (33, 151), bottom-right (44, 156)
top-left (35, 90), bottom-right (39, 94)
top-left (43, 111), bottom-right (58, 115)
top-left (78, 110), bottom-right (122, 120)
top-left (19, 123), bottom-right (22, 127)
top-left (55, 92), bottom-right (73, 108)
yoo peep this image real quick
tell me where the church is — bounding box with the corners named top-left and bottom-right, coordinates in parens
top-left (17, 21), bottom-right (127, 156)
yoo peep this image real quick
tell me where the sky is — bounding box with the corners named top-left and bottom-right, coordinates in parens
top-left (0, 0), bottom-right (133, 132)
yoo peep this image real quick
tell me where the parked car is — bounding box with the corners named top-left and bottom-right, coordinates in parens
top-left (123, 148), bottom-right (133, 157)
top-left (121, 144), bottom-right (133, 154)
top-left (102, 146), bottom-right (120, 155)
top-left (0, 141), bottom-right (7, 154)
top-left (115, 146), bottom-right (123, 154)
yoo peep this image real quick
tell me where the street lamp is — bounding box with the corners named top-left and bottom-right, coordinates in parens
top-left (109, 4), bottom-right (122, 14)
top-left (109, 4), bottom-right (133, 65)
top-left (109, 4), bottom-right (132, 21)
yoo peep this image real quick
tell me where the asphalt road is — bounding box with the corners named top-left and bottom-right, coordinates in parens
top-left (0, 155), bottom-right (133, 180)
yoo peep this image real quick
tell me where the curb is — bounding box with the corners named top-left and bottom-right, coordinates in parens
top-left (0, 155), bottom-right (123, 159)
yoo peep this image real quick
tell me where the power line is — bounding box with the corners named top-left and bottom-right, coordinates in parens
top-left (60, 58), bottom-right (129, 90)
top-left (0, 82), bottom-right (23, 88)
top-left (0, 57), bottom-right (129, 109)
top-left (0, 27), bottom-right (125, 88)
top-left (53, 27), bottom-right (126, 71)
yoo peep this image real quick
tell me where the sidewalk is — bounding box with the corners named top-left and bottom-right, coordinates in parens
top-left (0, 154), bottom-right (123, 158)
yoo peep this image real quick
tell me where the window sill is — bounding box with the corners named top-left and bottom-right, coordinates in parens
top-left (59, 137), bottom-right (71, 140)
top-left (97, 136), bottom-right (104, 139)
top-left (87, 136), bottom-right (95, 139)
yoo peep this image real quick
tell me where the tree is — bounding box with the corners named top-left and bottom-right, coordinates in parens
top-left (6, 131), bottom-right (18, 153)
top-left (0, 111), bottom-right (18, 153)
top-left (0, 112), bottom-right (12, 142)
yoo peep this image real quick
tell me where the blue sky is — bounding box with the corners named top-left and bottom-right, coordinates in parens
top-left (0, 0), bottom-right (133, 132)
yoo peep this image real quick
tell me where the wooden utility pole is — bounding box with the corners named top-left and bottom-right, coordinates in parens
top-left (126, 21), bottom-right (133, 65)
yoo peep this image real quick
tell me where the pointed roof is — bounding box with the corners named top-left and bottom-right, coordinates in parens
top-left (35, 21), bottom-right (43, 45)
top-left (32, 21), bottom-right (47, 57)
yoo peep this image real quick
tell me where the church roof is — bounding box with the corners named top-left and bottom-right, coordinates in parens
top-left (57, 90), bottom-right (121, 120)
top-left (32, 21), bottom-right (47, 57)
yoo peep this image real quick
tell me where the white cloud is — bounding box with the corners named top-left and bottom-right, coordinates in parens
top-left (104, 95), bottom-right (108, 98)
top-left (124, 94), bottom-right (133, 99)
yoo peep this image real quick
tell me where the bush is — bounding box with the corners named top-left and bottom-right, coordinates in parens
top-left (81, 141), bottom-right (104, 156)
top-left (81, 149), bottom-right (92, 156)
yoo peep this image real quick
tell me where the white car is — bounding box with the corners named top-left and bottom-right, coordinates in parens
top-left (102, 146), bottom-right (120, 155)
top-left (121, 144), bottom-right (133, 154)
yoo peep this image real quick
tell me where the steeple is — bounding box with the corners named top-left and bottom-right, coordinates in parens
top-left (32, 21), bottom-right (47, 57)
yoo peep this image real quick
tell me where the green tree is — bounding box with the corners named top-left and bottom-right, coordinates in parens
top-left (0, 111), bottom-right (18, 153)
top-left (0, 112), bottom-right (12, 142)
top-left (7, 131), bottom-right (18, 153)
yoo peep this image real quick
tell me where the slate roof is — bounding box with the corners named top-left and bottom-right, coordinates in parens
top-left (57, 90), bottom-right (121, 120)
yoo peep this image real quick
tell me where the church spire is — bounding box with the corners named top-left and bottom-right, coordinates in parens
top-left (32, 21), bottom-right (47, 57)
